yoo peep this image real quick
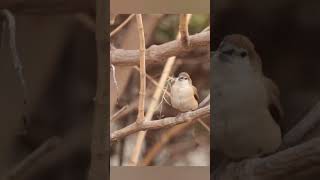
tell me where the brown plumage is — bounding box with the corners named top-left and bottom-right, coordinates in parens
top-left (222, 34), bottom-right (263, 73)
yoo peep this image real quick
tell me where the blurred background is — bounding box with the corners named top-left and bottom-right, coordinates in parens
top-left (213, 1), bottom-right (320, 179)
top-left (0, 14), bottom-right (96, 180)
top-left (110, 14), bottom-right (210, 166)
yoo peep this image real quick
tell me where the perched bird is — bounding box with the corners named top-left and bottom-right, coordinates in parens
top-left (170, 72), bottom-right (199, 112)
top-left (212, 34), bottom-right (283, 160)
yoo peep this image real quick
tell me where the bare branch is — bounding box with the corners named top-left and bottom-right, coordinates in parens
top-left (281, 101), bottom-right (320, 149)
top-left (111, 105), bottom-right (128, 122)
top-left (179, 14), bottom-right (191, 48)
top-left (2, 137), bottom-right (60, 180)
top-left (110, 31), bottom-right (210, 66)
top-left (110, 14), bottom-right (135, 37)
top-left (135, 14), bottom-right (146, 124)
top-left (111, 105), bottom-right (210, 142)
top-left (216, 137), bottom-right (320, 180)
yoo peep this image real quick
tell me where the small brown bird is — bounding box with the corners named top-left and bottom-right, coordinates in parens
top-left (170, 72), bottom-right (199, 112)
top-left (212, 34), bottom-right (283, 160)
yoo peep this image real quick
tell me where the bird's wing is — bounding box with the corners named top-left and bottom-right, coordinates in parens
top-left (193, 85), bottom-right (200, 102)
top-left (264, 77), bottom-right (284, 131)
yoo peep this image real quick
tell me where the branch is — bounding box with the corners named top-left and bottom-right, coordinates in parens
top-left (111, 105), bottom-right (210, 142)
top-left (110, 14), bottom-right (134, 37)
top-left (281, 101), bottom-right (320, 148)
top-left (110, 31), bottom-right (210, 66)
top-left (2, 137), bottom-right (60, 180)
top-left (135, 14), bottom-right (146, 124)
top-left (179, 14), bottom-right (190, 48)
top-left (216, 137), bottom-right (320, 180)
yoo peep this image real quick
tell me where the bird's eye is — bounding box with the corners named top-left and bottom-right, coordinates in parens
top-left (240, 51), bottom-right (248, 58)
top-left (222, 49), bottom-right (234, 56)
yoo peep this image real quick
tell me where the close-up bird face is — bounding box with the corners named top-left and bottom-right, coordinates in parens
top-left (213, 34), bottom-right (263, 74)
top-left (217, 42), bottom-right (250, 63)
top-left (176, 72), bottom-right (191, 84)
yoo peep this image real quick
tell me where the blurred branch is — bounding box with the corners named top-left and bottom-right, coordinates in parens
top-left (135, 14), bottom-right (146, 124)
top-left (281, 101), bottom-right (320, 149)
top-left (216, 137), bottom-right (320, 180)
top-left (2, 137), bottom-right (61, 180)
top-left (87, 0), bottom-right (108, 179)
top-left (75, 13), bottom-right (95, 32)
top-left (179, 14), bottom-right (190, 48)
top-left (111, 31), bottom-right (210, 66)
top-left (111, 105), bottom-right (210, 142)
top-left (215, 100), bottom-right (320, 180)
top-left (0, 9), bottom-right (30, 122)
top-left (111, 105), bottom-right (128, 121)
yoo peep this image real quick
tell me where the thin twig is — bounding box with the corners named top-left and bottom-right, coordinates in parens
top-left (179, 14), bottom-right (190, 48)
top-left (111, 105), bottom-right (210, 142)
top-left (110, 14), bottom-right (135, 37)
top-left (135, 14), bottom-right (146, 124)
top-left (133, 66), bottom-right (171, 96)
top-left (110, 64), bottom-right (119, 103)
top-left (111, 105), bottom-right (128, 121)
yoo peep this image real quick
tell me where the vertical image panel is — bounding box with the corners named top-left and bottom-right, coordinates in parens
top-left (212, 1), bottom-right (320, 180)
top-left (110, 14), bottom-right (210, 167)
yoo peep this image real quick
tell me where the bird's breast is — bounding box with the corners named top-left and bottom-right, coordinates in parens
top-left (171, 84), bottom-right (198, 112)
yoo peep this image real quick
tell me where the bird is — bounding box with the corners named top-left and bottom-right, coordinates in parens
top-left (212, 34), bottom-right (283, 160)
top-left (170, 72), bottom-right (199, 112)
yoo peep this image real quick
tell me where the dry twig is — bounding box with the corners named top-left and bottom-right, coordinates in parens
top-left (135, 14), bottom-right (146, 124)
top-left (179, 14), bottom-right (190, 48)
top-left (111, 105), bottom-right (128, 122)
top-left (110, 14), bottom-right (135, 37)
top-left (111, 105), bottom-right (210, 142)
